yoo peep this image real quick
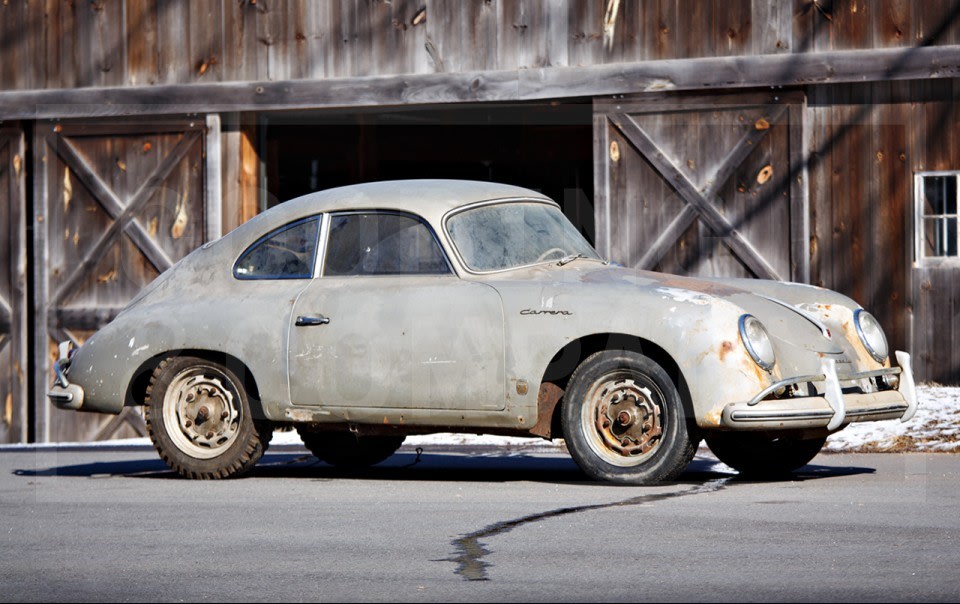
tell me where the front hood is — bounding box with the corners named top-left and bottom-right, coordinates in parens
top-left (528, 264), bottom-right (846, 354)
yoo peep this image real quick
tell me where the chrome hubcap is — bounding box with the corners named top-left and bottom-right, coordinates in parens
top-left (582, 376), bottom-right (664, 467)
top-left (163, 367), bottom-right (242, 459)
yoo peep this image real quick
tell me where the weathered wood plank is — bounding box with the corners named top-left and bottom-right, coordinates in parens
top-left (788, 103), bottom-right (810, 282)
top-left (221, 0), bottom-right (264, 81)
top-left (461, 0), bottom-right (499, 72)
top-left (126, 0), bottom-right (159, 86)
top-left (157, 0), bottom-right (189, 84)
top-left (0, 128), bottom-right (27, 443)
top-left (592, 110), bottom-right (611, 258)
top-left (5, 44), bottom-right (959, 120)
top-left (752, 0), bottom-right (792, 54)
top-left (568, 0), bottom-right (605, 67)
top-left (189, 1), bottom-right (224, 83)
top-left (877, 0), bottom-right (913, 49)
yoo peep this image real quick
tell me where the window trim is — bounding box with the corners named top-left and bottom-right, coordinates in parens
top-left (321, 209), bottom-right (454, 278)
top-left (233, 215), bottom-right (323, 280)
top-left (914, 171), bottom-right (960, 267)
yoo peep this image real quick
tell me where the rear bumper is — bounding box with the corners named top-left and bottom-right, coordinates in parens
top-left (47, 341), bottom-right (85, 411)
top-left (720, 350), bottom-right (918, 431)
top-left (48, 383), bottom-right (85, 411)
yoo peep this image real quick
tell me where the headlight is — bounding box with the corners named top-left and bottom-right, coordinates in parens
top-left (854, 309), bottom-right (889, 363)
top-left (739, 315), bottom-right (776, 371)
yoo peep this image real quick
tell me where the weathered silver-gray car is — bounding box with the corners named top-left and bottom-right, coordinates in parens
top-left (48, 180), bottom-right (918, 484)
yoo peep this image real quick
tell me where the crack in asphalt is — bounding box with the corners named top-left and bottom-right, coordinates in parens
top-left (442, 477), bottom-right (732, 581)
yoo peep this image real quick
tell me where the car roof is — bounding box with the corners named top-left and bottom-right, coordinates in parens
top-left (267, 179), bottom-right (555, 223)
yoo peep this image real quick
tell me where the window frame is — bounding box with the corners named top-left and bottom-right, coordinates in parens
top-left (320, 209), bottom-right (454, 278)
top-left (914, 171), bottom-right (960, 267)
top-left (233, 215), bottom-right (324, 280)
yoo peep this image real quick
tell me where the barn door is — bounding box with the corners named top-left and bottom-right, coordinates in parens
top-left (0, 127), bottom-right (27, 443)
top-left (594, 92), bottom-right (808, 282)
top-left (33, 116), bottom-right (221, 443)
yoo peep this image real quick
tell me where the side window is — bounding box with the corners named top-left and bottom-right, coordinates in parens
top-left (234, 217), bottom-right (321, 279)
top-left (324, 213), bottom-right (450, 276)
top-left (916, 172), bottom-right (959, 262)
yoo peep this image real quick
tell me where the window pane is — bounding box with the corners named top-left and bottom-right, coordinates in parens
top-left (324, 213), bottom-right (449, 276)
top-left (923, 176), bottom-right (956, 215)
top-left (947, 217), bottom-right (958, 257)
top-left (923, 218), bottom-right (942, 257)
top-left (234, 218), bottom-right (320, 279)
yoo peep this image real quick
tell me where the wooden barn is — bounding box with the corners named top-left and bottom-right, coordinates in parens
top-left (1, 0), bottom-right (959, 443)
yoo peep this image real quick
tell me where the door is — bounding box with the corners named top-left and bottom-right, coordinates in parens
top-left (594, 92), bottom-right (808, 282)
top-left (289, 212), bottom-right (505, 411)
top-left (33, 116), bottom-right (221, 442)
top-left (0, 127), bottom-right (27, 443)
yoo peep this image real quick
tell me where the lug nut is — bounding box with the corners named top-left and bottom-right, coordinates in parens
top-left (221, 411), bottom-right (229, 420)
top-left (185, 420), bottom-right (192, 428)
top-left (206, 431), bottom-right (214, 439)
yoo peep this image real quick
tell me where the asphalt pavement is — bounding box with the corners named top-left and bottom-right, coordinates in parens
top-left (1, 445), bottom-right (958, 602)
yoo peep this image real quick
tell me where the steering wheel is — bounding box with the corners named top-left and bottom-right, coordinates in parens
top-left (536, 247), bottom-right (568, 263)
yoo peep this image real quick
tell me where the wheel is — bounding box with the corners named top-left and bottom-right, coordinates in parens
top-left (562, 350), bottom-right (698, 485)
top-left (705, 432), bottom-right (826, 477)
top-left (144, 356), bottom-right (272, 479)
top-left (298, 430), bottom-right (405, 468)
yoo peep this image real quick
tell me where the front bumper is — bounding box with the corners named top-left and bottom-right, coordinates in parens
top-left (720, 351), bottom-right (918, 431)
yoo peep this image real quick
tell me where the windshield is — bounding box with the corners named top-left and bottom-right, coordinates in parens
top-left (446, 202), bottom-right (602, 272)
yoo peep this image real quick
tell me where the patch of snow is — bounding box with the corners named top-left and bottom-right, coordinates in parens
top-left (824, 384), bottom-right (960, 452)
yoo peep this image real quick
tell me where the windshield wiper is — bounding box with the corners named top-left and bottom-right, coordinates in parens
top-left (557, 253), bottom-right (585, 266)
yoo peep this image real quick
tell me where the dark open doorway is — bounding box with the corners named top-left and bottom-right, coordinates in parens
top-left (262, 102), bottom-right (595, 242)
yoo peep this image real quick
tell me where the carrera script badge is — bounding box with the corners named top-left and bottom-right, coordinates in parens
top-left (520, 309), bottom-right (573, 316)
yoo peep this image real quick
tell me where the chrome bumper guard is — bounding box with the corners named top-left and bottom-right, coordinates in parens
top-left (47, 341), bottom-right (85, 411)
top-left (722, 350), bottom-right (919, 431)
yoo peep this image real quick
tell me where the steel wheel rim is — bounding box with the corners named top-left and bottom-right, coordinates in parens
top-left (162, 365), bottom-right (243, 460)
top-left (580, 372), bottom-right (665, 467)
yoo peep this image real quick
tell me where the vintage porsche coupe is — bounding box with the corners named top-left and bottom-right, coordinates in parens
top-left (49, 180), bottom-right (918, 483)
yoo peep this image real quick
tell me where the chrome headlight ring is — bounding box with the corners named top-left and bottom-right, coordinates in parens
top-left (738, 314), bottom-right (776, 372)
top-left (854, 309), bottom-right (889, 363)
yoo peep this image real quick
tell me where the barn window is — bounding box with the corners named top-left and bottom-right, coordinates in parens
top-left (916, 172), bottom-right (960, 262)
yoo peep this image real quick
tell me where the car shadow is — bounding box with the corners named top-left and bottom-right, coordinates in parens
top-left (12, 449), bottom-right (875, 485)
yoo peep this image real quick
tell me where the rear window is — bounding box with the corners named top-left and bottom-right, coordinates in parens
top-left (234, 217), bottom-right (321, 280)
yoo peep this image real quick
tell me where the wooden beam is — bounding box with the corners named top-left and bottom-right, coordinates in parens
top-left (1, 46), bottom-right (960, 118)
top-left (611, 114), bottom-right (784, 280)
top-left (633, 205), bottom-right (699, 271)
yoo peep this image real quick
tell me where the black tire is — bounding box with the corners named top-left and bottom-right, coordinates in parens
top-left (298, 430), bottom-right (405, 468)
top-left (705, 432), bottom-right (826, 477)
top-left (144, 356), bottom-right (272, 479)
top-left (562, 350), bottom-right (698, 485)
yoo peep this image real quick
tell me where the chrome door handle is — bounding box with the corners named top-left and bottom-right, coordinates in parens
top-left (296, 315), bottom-right (330, 326)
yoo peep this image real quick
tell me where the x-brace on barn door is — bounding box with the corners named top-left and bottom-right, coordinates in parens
top-left (594, 92), bottom-right (808, 283)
